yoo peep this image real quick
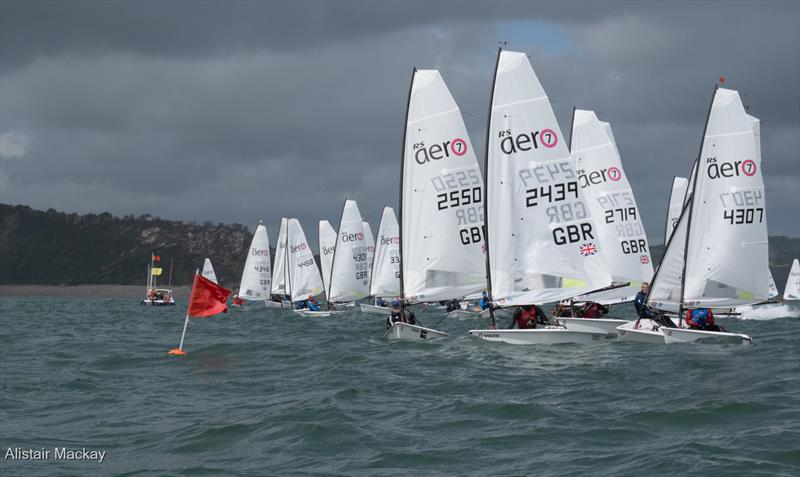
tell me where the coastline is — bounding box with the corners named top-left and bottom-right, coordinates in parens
top-left (0, 285), bottom-right (193, 299)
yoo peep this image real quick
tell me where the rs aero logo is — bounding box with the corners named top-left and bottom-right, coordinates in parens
top-left (322, 245), bottom-right (335, 256)
top-left (289, 243), bottom-right (307, 253)
top-left (706, 157), bottom-right (757, 179)
top-left (413, 138), bottom-right (468, 164)
top-left (498, 128), bottom-right (558, 154)
top-left (341, 232), bottom-right (364, 242)
top-left (380, 235), bottom-right (400, 245)
top-left (578, 166), bottom-right (622, 188)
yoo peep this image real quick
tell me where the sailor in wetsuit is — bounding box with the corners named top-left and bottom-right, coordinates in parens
top-left (511, 304), bottom-right (550, 329)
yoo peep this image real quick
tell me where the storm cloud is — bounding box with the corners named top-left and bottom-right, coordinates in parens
top-left (1, 0), bottom-right (798, 245)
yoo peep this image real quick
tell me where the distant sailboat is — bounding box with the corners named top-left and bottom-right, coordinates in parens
top-left (620, 87), bottom-right (761, 344)
top-left (363, 220), bottom-right (375, 273)
top-left (388, 68), bottom-right (488, 340)
top-left (469, 49), bottom-right (611, 345)
top-left (328, 199), bottom-right (370, 307)
top-left (361, 206), bottom-right (400, 315)
top-left (142, 253), bottom-right (175, 306)
top-left (269, 218), bottom-right (290, 307)
top-left (201, 258), bottom-right (218, 284)
top-left (665, 176), bottom-right (689, 245)
top-left (285, 218), bottom-right (329, 317)
top-left (785, 259), bottom-right (800, 301)
top-left (233, 222), bottom-right (271, 307)
top-left (318, 219), bottom-right (337, 302)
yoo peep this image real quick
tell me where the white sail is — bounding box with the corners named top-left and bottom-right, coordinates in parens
top-left (363, 221), bottom-right (375, 272)
top-left (318, 220), bottom-right (337, 299)
top-left (329, 200), bottom-right (370, 302)
top-left (486, 50), bottom-right (611, 306)
top-left (270, 218), bottom-right (288, 295)
top-left (286, 218), bottom-right (324, 302)
top-left (665, 177), bottom-right (689, 244)
top-left (683, 88), bottom-right (769, 308)
top-left (785, 259), bottom-right (800, 301)
top-left (201, 258), bottom-right (218, 284)
top-left (571, 110), bottom-right (653, 304)
top-left (647, 200), bottom-right (690, 313)
top-left (401, 69), bottom-right (486, 303)
top-left (370, 207), bottom-right (401, 297)
top-left (767, 269), bottom-right (779, 299)
top-left (238, 223), bottom-right (271, 301)
top-left (685, 160), bottom-right (698, 206)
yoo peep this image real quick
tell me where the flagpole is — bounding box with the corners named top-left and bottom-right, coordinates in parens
top-left (168, 269), bottom-right (199, 356)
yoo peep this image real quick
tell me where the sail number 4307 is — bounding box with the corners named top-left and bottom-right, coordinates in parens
top-left (723, 208), bottom-right (764, 224)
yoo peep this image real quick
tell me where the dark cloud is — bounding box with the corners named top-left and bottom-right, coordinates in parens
top-left (1, 0), bottom-right (798, 247)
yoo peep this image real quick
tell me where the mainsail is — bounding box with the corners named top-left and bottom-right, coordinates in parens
top-left (237, 223), bottom-right (271, 301)
top-left (270, 218), bottom-right (288, 295)
top-left (369, 207), bottom-right (401, 297)
top-left (485, 49), bottom-right (611, 306)
top-left (570, 109), bottom-right (653, 304)
top-left (318, 220), bottom-right (337, 299)
top-left (286, 218), bottom-right (324, 302)
top-left (363, 221), bottom-right (375, 273)
top-left (329, 199), bottom-right (370, 303)
top-left (202, 258), bottom-right (218, 284)
top-left (767, 269), bottom-right (779, 300)
top-left (400, 69), bottom-right (486, 303)
top-left (649, 87), bottom-right (769, 312)
top-left (665, 176), bottom-right (689, 244)
top-left (785, 259), bottom-right (800, 301)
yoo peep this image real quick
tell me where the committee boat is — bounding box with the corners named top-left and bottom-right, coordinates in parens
top-left (142, 253), bottom-right (175, 306)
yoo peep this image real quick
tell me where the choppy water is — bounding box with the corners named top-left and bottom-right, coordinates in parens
top-left (1, 297), bottom-right (798, 476)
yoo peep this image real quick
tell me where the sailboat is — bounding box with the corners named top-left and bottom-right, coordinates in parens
top-left (784, 259), bottom-right (800, 301)
top-left (319, 219), bottom-right (337, 303)
top-left (556, 109), bottom-right (654, 336)
top-left (665, 176), bottom-right (689, 244)
top-left (327, 199), bottom-right (371, 308)
top-left (142, 253), bottom-right (175, 305)
top-left (269, 218), bottom-right (291, 308)
top-left (361, 206), bottom-right (400, 315)
top-left (201, 258), bottom-right (217, 284)
top-left (233, 222), bottom-right (271, 307)
top-left (468, 49), bottom-right (612, 345)
top-left (285, 218), bottom-right (329, 317)
top-left (619, 87), bottom-right (761, 344)
top-left (387, 68), bottom-right (487, 340)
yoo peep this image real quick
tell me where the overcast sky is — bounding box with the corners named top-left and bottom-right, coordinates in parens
top-left (1, 0), bottom-right (798, 246)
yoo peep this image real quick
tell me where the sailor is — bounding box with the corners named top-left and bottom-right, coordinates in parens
top-left (634, 282), bottom-right (653, 318)
top-left (684, 308), bottom-right (722, 331)
top-left (512, 304), bottom-right (549, 329)
top-left (580, 301), bottom-right (609, 318)
top-left (376, 297), bottom-right (388, 307)
top-left (479, 291), bottom-right (490, 311)
top-left (446, 299), bottom-right (460, 313)
top-left (306, 294), bottom-right (320, 311)
top-left (386, 299), bottom-right (403, 329)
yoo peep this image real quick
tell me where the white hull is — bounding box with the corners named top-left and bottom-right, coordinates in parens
top-left (264, 300), bottom-right (283, 308)
top-left (557, 317), bottom-right (628, 336)
top-left (444, 309), bottom-right (479, 319)
top-left (468, 328), bottom-right (605, 345)
top-left (616, 320), bottom-right (666, 344)
top-left (293, 309), bottom-right (337, 317)
top-left (384, 323), bottom-right (449, 341)
top-left (662, 327), bottom-right (752, 344)
top-left (360, 303), bottom-right (390, 315)
top-left (141, 299), bottom-right (175, 306)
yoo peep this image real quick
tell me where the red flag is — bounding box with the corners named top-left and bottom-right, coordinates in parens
top-left (188, 274), bottom-right (231, 318)
top-left (152, 254), bottom-right (161, 262)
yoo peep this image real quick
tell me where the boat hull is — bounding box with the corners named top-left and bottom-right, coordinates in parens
top-left (360, 304), bottom-right (390, 315)
top-left (662, 327), bottom-right (752, 344)
top-left (468, 328), bottom-right (605, 345)
top-left (384, 322), bottom-right (448, 340)
top-left (616, 320), bottom-right (666, 343)
top-left (557, 317), bottom-right (628, 336)
top-left (293, 310), bottom-right (337, 317)
top-left (141, 299), bottom-right (175, 306)
top-left (444, 309), bottom-right (479, 319)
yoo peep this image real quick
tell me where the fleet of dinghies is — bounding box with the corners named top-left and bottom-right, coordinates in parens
top-left (158, 48), bottom-right (800, 352)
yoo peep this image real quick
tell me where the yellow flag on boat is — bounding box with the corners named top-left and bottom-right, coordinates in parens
top-left (151, 267), bottom-right (163, 276)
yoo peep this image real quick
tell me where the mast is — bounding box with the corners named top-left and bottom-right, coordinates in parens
top-left (482, 47), bottom-right (502, 329)
top-left (284, 218), bottom-right (291, 302)
top-left (168, 257), bottom-right (174, 289)
top-left (678, 84), bottom-right (718, 324)
top-left (398, 68), bottom-right (416, 316)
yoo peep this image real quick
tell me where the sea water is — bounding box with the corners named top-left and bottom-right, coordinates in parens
top-left (1, 297), bottom-right (798, 476)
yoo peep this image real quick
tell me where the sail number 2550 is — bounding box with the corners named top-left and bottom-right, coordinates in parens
top-left (437, 187), bottom-right (482, 210)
